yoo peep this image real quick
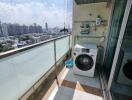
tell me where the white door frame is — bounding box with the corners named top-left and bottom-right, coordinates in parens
top-left (107, 0), bottom-right (132, 92)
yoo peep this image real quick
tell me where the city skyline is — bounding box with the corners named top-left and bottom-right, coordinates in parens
top-left (0, 21), bottom-right (71, 37)
top-left (0, 0), bottom-right (72, 28)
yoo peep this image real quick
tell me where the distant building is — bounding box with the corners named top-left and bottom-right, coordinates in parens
top-left (0, 22), bottom-right (43, 36)
top-left (0, 21), bottom-right (2, 37)
top-left (37, 25), bottom-right (43, 33)
top-left (29, 25), bottom-right (34, 33)
top-left (0, 22), bottom-right (8, 37)
top-left (7, 23), bottom-right (16, 36)
top-left (45, 22), bottom-right (48, 30)
top-left (21, 25), bottom-right (29, 34)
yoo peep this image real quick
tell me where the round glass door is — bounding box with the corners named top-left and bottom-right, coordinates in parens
top-left (75, 54), bottom-right (94, 71)
top-left (123, 60), bottom-right (132, 80)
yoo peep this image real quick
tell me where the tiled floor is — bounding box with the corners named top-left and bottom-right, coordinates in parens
top-left (50, 86), bottom-right (103, 100)
top-left (112, 82), bottom-right (132, 97)
top-left (48, 67), bottom-right (103, 100)
top-left (60, 68), bottom-right (101, 89)
top-left (111, 83), bottom-right (132, 100)
top-left (112, 92), bottom-right (132, 100)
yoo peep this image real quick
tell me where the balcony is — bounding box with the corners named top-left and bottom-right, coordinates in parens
top-left (0, 0), bottom-right (132, 100)
top-left (0, 34), bottom-right (105, 100)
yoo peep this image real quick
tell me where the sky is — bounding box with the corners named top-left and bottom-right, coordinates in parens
top-left (0, 0), bottom-right (72, 28)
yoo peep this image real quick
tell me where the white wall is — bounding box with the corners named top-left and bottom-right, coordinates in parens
top-left (72, 1), bottom-right (111, 64)
top-left (72, 2), bottom-right (111, 46)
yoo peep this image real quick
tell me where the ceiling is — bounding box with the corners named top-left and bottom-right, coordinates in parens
top-left (74, 0), bottom-right (108, 5)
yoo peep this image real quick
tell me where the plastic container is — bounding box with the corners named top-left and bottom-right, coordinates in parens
top-left (65, 58), bottom-right (73, 68)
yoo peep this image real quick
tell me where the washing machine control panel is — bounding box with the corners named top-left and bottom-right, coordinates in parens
top-left (82, 48), bottom-right (90, 53)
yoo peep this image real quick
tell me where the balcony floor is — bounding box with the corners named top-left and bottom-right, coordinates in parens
top-left (45, 67), bottom-right (103, 100)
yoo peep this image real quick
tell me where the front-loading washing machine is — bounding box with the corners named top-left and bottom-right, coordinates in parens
top-left (117, 48), bottom-right (132, 86)
top-left (73, 44), bottom-right (97, 77)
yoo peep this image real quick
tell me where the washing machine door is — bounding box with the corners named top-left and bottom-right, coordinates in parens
top-left (123, 60), bottom-right (132, 80)
top-left (75, 54), bottom-right (94, 71)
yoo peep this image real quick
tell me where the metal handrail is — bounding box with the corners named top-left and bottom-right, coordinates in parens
top-left (0, 34), bottom-right (71, 59)
top-left (0, 34), bottom-right (72, 100)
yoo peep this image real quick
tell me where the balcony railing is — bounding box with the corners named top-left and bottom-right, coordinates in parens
top-left (0, 34), bottom-right (72, 100)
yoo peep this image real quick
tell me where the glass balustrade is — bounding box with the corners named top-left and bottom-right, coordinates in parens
top-left (0, 35), bottom-right (71, 100)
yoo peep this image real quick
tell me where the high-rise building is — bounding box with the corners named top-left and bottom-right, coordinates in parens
top-left (45, 22), bottom-right (48, 30)
top-left (33, 23), bottom-right (38, 33)
top-left (22, 25), bottom-right (29, 34)
top-left (7, 23), bottom-right (16, 36)
top-left (29, 25), bottom-right (34, 33)
top-left (0, 23), bottom-right (8, 37)
top-left (0, 21), bottom-right (2, 37)
top-left (37, 25), bottom-right (43, 33)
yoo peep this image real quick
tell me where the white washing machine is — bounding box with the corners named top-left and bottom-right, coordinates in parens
top-left (117, 48), bottom-right (132, 86)
top-left (73, 44), bottom-right (97, 77)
